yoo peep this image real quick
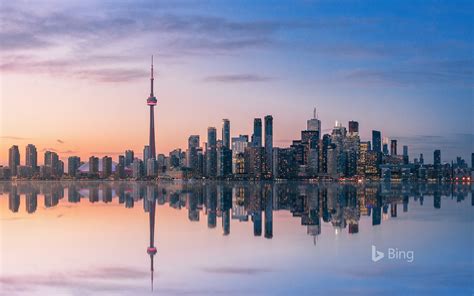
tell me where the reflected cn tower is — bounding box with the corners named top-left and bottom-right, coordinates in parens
top-left (147, 197), bottom-right (157, 291)
top-left (147, 56), bottom-right (157, 159)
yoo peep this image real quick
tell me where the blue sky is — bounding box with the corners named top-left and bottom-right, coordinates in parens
top-left (0, 0), bottom-right (472, 163)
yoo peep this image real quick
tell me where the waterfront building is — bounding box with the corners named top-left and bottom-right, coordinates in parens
top-left (264, 115), bottom-right (273, 176)
top-left (206, 127), bottom-right (217, 177)
top-left (251, 118), bottom-right (262, 147)
top-left (68, 156), bottom-right (81, 177)
top-left (25, 144), bottom-right (38, 172)
top-left (222, 119), bottom-right (230, 149)
top-left (125, 150), bottom-right (134, 167)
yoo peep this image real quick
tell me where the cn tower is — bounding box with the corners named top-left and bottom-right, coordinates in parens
top-left (147, 56), bottom-right (157, 159)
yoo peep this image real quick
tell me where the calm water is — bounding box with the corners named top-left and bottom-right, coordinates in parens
top-left (0, 181), bottom-right (473, 296)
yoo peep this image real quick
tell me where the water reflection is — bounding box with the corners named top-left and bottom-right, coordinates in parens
top-left (1, 181), bottom-right (472, 292)
top-left (3, 181), bottom-right (473, 235)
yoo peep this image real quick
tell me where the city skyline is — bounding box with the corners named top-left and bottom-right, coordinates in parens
top-left (1, 0), bottom-right (473, 165)
top-left (1, 109), bottom-right (470, 168)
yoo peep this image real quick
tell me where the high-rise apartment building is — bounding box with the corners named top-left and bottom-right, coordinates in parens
top-left (264, 115), bottom-right (273, 175)
top-left (391, 139), bottom-right (398, 156)
top-left (222, 119), bottom-right (230, 149)
top-left (8, 145), bottom-right (20, 176)
top-left (125, 150), bottom-right (134, 167)
top-left (251, 118), bottom-right (262, 147)
top-left (68, 156), bottom-right (81, 177)
top-left (25, 144), bottom-right (38, 171)
top-left (372, 130), bottom-right (382, 153)
top-left (206, 127), bottom-right (217, 177)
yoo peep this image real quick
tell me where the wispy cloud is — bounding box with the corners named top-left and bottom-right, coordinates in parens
top-left (0, 55), bottom-right (147, 83)
top-left (344, 59), bottom-right (474, 87)
top-left (0, 2), bottom-right (313, 82)
top-left (204, 74), bottom-right (274, 83)
top-left (60, 150), bottom-right (78, 154)
top-left (0, 136), bottom-right (30, 140)
top-left (201, 266), bottom-right (274, 275)
top-left (0, 266), bottom-right (148, 295)
top-left (74, 68), bottom-right (148, 83)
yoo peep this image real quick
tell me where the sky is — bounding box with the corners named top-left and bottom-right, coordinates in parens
top-left (0, 0), bottom-right (473, 165)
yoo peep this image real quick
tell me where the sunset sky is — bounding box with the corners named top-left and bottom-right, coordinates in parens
top-left (0, 0), bottom-right (472, 165)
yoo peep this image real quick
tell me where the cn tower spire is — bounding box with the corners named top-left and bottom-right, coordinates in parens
top-left (150, 55), bottom-right (154, 97)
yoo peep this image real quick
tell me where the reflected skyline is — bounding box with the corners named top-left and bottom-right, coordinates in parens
top-left (3, 181), bottom-right (473, 239)
top-left (1, 181), bottom-right (473, 295)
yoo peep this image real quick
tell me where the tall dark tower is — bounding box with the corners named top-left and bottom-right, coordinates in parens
top-left (372, 130), bottom-right (381, 153)
top-left (264, 115), bottom-right (273, 175)
top-left (147, 56), bottom-right (158, 159)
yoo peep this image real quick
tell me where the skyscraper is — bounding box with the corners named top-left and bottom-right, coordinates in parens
top-left (206, 127), bottom-right (217, 177)
top-left (245, 146), bottom-right (265, 179)
top-left (143, 146), bottom-right (151, 163)
top-left (217, 146), bottom-right (232, 177)
top-left (147, 56), bottom-right (158, 160)
top-left (372, 130), bottom-right (381, 153)
top-left (231, 135), bottom-right (248, 174)
top-left (434, 150), bottom-right (441, 166)
top-left (348, 121), bottom-right (359, 135)
top-left (382, 137), bottom-right (389, 155)
top-left (187, 135), bottom-right (200, 170)
top-left (102, 156), bottom-right (112, 178)
top-left (68, 156), bottom-right (81, 177)
top-left (357, 141), bottom-right (370, 176)
top-left (331, 121), bottom-right (347, 176)
top-left (383, 143), bottom-right (389, 155)
top-left (345, 130), bottom-right (360, 177)
top-left (89, 156), bottom-right (99, 175)
top-left (147, 158), bottom-right (157, 177)
top-left (132, 159), bottom-right (143, 179)
top-left (434, 149), bottom-right (441, 180)
top-left (8, 145), bottom-right (20, 176)
top-left (143, 145), bottom-right (151, 172)
top-left (125, 150), bottom-right (134, 167)
top-left (403, 145), bottom-right (409, 164)
top-left (320, 134), bottom-right (331, 174)
top-left (301, 130), bottom-right (319, 176)
top-left (222, 119), bottom-right (230, 149)
top-left (327, 144), bottom-right (338, 178)
top-left (251, 118), bottom-right (262, 147)
top-left (44, 151), bottom-right (59, 175)
top-left (117, 155), bottom-right (126, 178)
top-left (25, 144), bottom-right (38, 171)
top-left (307, 108), bottom-right (321, 139)
top-left (264, 115), bottom-right (273, 175)
top-left (390, 139), bottom-right (397, 156)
